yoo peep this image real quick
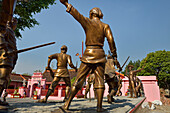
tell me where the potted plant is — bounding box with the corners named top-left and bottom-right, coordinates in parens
top-left (11, 89), bottom-right (21, 98)
top-left (33, 90), bottom-right (38, 100)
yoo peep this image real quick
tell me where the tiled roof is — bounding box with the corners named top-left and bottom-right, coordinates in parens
top-left (10, 74), bottom-right (32, 82)
top-left (43, 69), bottom-right (77, 82)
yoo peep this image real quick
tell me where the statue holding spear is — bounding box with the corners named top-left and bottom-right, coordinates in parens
top-left (0, 0), bottom-right (55, 109)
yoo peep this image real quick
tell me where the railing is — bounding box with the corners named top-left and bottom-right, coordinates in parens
top-left (6, 89), bottom-right (18, 94)
top-left (41, 89), bottom-right (59, 96)
top-left (61, 88), bottom-right (66, 97)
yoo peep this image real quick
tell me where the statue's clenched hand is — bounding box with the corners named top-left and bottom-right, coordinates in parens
top-left (60, 0), bottom-right (68, 6)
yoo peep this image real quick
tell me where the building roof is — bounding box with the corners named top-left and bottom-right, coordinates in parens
top-left (42, 69), bottom-right (77, 82)
top-left (42, 69), bottom-right (124, 82)
top-left (10, 74), bottom-right (32, 82)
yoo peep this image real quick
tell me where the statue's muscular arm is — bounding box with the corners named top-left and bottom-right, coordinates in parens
top-left (67, 55), bottom-right (77, 71)
top-left (105, 24), bottom-right (117, 57)
top-left (105, 24), bottom-right (122, 70)
top-left (133, 68), bottom-right (144, 74)
top-left (60, 0), bottom-right (89, 30)
top-left (46, 54), bottom-right (57, 69)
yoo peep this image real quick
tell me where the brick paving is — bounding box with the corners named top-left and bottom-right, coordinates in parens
top-left (0, 96), bottom-right (145, 113)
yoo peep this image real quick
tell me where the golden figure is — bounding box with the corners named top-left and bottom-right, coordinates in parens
top-left (115, 78), bottom-right (122, 96)
top-left (84, 73), bottom-right (96, 99)
top-left (0, 18), bottom-right (18, 106)
top-left (135, 77), bottom-right (144, 97)
top-left (58, 0), bottom-right (121, 112)
top-left (105, 55), bottom-right (121, 104)
top-left (0, 1), bottom-right (18, 108)
top-left (38, 45), bottom-right (77, 103)
top-left (127, 65), bottom-right (143, 98)
top-left (2, 89), bottom-right (8, 103)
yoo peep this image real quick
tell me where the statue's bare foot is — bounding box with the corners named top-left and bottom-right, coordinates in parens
top-left (36, 98), bottom-right (46, 103)
top-left (97, 107), bottom-right (105, 112)
top-left (52, 106), bottom-right (68, 113)
top-left (107, 95), bottom-right (112, 104)
top-left (128, 96), bottom-right (133, 98)
top-left (111, 97), bottom-right (115, 102)
top-left (0, 105), bottom-right (8, 110)
top-left (63, 98), bottom-right (68, 102)
top-left (84, 95), bottom-right (87, 99)
top-left (2, 102), bottom-right (9, 106)
top-left (0, 100), bottom-right (9, 106)
top-left (0, 100), bottom-right (9, 110)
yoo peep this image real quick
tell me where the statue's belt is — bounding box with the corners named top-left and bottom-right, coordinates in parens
top-left (86, 46), bottom-right (103, 49)
top-left (56, 67), bottom-right (67, 69)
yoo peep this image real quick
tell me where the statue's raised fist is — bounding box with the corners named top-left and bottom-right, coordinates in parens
top-left (60, 0), bottom-right (68, 5)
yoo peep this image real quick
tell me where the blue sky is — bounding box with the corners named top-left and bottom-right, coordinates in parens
top-left (13, 0), bottom-right (170, 74)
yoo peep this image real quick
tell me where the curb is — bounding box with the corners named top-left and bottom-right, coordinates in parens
top-left (127, 97), bottom-right (146, 113)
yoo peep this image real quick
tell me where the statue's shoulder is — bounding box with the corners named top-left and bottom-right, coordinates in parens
top-left (54, 53), bottom-right (59, 56)
top-left (103, 23), bottom-right (110, 28)
top-left (65, 54), bottom-right (71, 58)
top-left (49, 53), bottom-right (58, 57)
top-left (101, 22), bottom-right (110, 31)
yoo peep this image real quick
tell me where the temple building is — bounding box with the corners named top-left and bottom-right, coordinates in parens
top-left (2, 73), bottom-right (31, 97)
top-left (26, 69), bottom-right (77, 98)
top-left (9, 73), bottom-right (31, 89)
top-left (3, 70), bottom-right (160, 102)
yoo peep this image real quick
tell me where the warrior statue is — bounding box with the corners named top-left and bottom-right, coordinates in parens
top-left (58, 0), bottom-right (121, 112)
top-left (0, 0), bottom-right (54, 108)
top-left (84, 73), bottom-right (96, 99)
top-left (38, 45), bottom-right (77, 103)
top-left (0, 0), bottom-right (18, 108)
top-left (135, 77), bottom-right (144, 97)
top-left (2, 89), bottom-right (8, 103)
top-left (115, 78), bottom-right (122, 96)
top-left (105, 54), bottom-right (121, 104)
top-left (126, 65), bottom-right (143, 98)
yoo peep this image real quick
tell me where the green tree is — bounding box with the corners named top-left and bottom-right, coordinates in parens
top-left (137, 50), bottom-right (170, 89)
top-left (71, 76), bottom-right (76, 86)
top-left (34, 70), bottom-right (42, 73)
top-left (14, 0), bottom-right (56, 38)
top-left (11, 71), bottom-right (17, 74)
top-left (22, 73), bottom-right (32, 76)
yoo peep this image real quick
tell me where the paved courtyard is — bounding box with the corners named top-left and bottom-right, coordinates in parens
top-left (0, 96), bottom-right (145, 113)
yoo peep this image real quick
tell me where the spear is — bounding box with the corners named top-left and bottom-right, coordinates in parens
top-left (5, 42), bottom-right (55, 56)
top-left (119, 56), bottom-right (130, 72)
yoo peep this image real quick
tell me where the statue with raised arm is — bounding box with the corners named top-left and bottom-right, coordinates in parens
top-left (127, 65), bottom-right (143, 98)
top-left (37, 45), bottom-right (77, 103)
top-left (57, 0), bottom-right (121, 112)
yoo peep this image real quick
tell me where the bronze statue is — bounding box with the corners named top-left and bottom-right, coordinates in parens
top-left (0, 0), bottom-right (17, 108)
top-left (105, 54), bottom-right (121, 104)
top-left (58, 0), bottom-right (121, 112)
top-left (2, 89), bottom-right (8, 104)
top-left (0, 0), bottom-right (55, 108)
top-left (115, 78), bottom-right (122, 96)
top-left (126, 65), bottom-right (143, 98)
top-left (0, 0), bottom-right (17, 28)
top-left (135, 77), bottom-right (144, 97)
top-left (84, 73), bottom-right (96, 99)
top-left (38, 45), bottom-right (77, 103)
top-left (0, 18), bottom-right (18, 107)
